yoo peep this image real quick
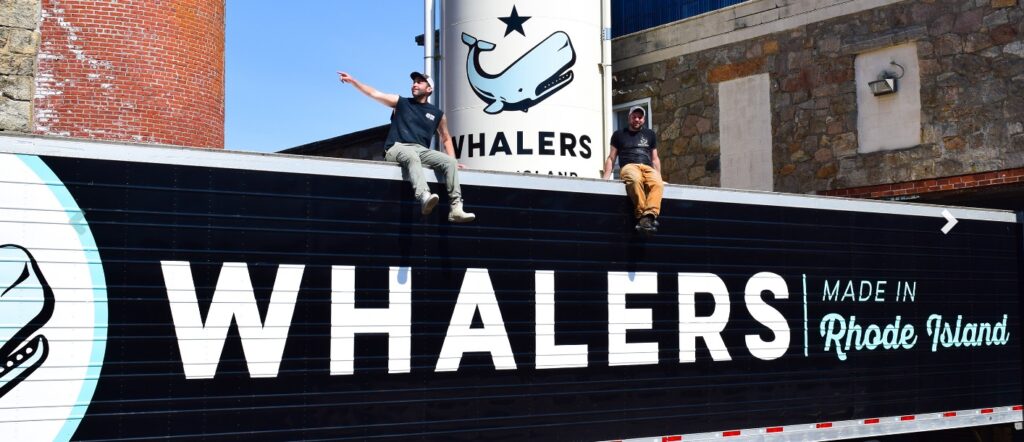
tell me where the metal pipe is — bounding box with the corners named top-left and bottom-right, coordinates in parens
top-left (437, 0), bottom-right (445, 113)
top-left (424, 0), bottom-right (436, 105)
top-left (601, 0), bottom-right (613, 171)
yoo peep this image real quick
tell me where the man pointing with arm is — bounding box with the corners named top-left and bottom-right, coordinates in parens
top-left (338, 71), bottom-right (475, 223)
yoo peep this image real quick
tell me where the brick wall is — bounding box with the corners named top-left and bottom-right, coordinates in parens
top-left (35, 0), bottom-right (225, 148)
top-left (822, 167), bottom-right (1024, 198)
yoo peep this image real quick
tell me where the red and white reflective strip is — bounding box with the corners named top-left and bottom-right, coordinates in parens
top-left (609, 405), bottom-right (1022, 442)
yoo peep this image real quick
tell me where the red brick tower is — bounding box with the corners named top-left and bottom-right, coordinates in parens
top-left (35, 0), bottom-right (225, 148)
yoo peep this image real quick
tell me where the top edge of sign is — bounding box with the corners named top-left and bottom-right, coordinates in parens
top-left (0, 133), bottom-right (1016, 224)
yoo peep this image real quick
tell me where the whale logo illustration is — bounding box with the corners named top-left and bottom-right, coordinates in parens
top-left (0, 244), bottom-right (55, 398)
top-left (462, 31), bottom-right (576, 114)
top-left (0, 154), bottom-right (107, 441)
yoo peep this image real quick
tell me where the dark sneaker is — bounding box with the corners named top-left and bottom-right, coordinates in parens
top-left (635, 215), bottom-right (654, 233)
top-left (645, 214), bottom-right (658, 232)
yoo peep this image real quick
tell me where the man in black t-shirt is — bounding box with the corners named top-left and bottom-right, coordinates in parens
top-left (602, 106), bottom-right (663, 233)
top-left (338, 71), bottom-right (474, 223)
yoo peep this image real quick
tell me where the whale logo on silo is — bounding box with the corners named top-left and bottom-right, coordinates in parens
top-left (461, 31), bottom-right (576, 114)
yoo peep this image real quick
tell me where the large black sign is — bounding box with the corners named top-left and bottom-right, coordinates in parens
top-left (0, 145), bottom-right (1020, 441)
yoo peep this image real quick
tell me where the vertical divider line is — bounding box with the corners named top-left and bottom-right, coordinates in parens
top-left (803, 273), bottom-right (809, 357)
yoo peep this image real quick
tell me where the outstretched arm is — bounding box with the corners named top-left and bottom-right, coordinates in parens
top-left (338, 71), bottom-right (399, 108)
top-left (602, 146), bottom-right (618, 179)
top-left (437, 115), bottom-right (465, 169)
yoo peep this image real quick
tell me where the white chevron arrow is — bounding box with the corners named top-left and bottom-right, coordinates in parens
top-left (941, 209), bottom-right (958, 234)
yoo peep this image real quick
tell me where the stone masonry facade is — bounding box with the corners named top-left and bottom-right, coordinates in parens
top-left (612, 0), bottom-right (1023, 193)
top-left (0, 0), bottom-right (40, 133)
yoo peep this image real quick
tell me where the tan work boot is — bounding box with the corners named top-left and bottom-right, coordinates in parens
top-left (448, 201), bottom-right (475, 223)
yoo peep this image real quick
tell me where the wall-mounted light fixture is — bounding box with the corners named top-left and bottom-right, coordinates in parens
top-left (868, 61), bottom-right (905, 96)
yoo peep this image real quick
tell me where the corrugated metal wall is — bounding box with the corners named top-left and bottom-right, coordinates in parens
top-left (0, 137), bottom-right (1021, 441)
top-left (612, 0), bottom-right (747, 36)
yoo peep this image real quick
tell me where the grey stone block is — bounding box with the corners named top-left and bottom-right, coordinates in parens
top-left (0, 0), bottom-right (40, 30)
top-left (843, 34), bottom-right (895, 55)
top-left (1005, 95), bottom-right (1024, 118)
top-left (0, 95), bottom-right (30, 132)
top-left (964, 33), bottom-right (995, 53)
top-left (951, 54), bottom-right (990, 75)
top-left (894, 26), bottom-right (929, 43)
top-left (935, 33), bottom-right (965, 56)
top-left (930, 14), bottom-right (955, 36)
top-left (0, 74), bottom-right (32, 100)
top-left (979, 79), bottom-right (1009, 104)
top-left (953, 8), bottom-right (985, 34)
top-left (0, 53), bottom-right (34, 75)
top-left (1004, 41), bottom-right (1024, 57)
top-left (5, 28), bottom-right (38, 54)
top-left (983, 9), bottom-right (1010, 28)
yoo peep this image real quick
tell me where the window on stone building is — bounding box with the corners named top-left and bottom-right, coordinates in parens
top-left (719, 73), bottom-right (773, 191)
top-left (612, 99), bottom-right (653, 132)
top-left (608, 99), bottom-right (653, 177)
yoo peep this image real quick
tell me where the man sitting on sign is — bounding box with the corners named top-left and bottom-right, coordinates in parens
top-left (338, 70), bottom-right (475, 223)
top-left (602, 106), bottom-right (663, 234)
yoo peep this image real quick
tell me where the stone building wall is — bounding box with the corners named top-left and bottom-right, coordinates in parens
top-left (612, 0), bottom-right (1023, 193)
top-left (0, 0), bottom-right (40, 133)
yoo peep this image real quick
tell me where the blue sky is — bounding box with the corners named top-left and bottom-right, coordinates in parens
top-left (225, 1), bottom-right (429, 152)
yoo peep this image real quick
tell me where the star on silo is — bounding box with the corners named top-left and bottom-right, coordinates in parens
top-left (498, 6), bottom-right (531, 37)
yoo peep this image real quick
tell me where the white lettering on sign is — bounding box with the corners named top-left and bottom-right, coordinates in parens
top-left (678, 273), bottom-right (732, 363)
top-left (535, 270), bottom-right (588, 369)
top-left (435, 268), bottom-right (518, 372)
top-left (330, 266), bottom-right (412, 375)
top-left (819, 314), bottom-right (917, 361)
top-left (161, 261), bottom-right (304, 379)
top-left (607, 271), bottom-right (659, 367)
top-left (744, 272), bottom-right (790, 361)
top-left (159, 264), bottom-right (809, 378)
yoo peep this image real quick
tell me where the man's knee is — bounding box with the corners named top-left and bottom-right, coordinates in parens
top-left (620, 165), bottom-right (639, 179)
top-left (393, 151), bottom-right (419, 166)
top-left (428, 153), bottom-right (457, 172)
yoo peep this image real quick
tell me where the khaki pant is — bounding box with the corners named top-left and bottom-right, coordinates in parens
top-left (620, 164), bottom-right (663, 219)
top-left (385, 142), bottom-right (462, 203)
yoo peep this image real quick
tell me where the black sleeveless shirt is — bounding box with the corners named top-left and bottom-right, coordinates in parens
top-left (384, 97), bottom-right (443, 149)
